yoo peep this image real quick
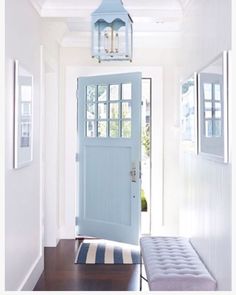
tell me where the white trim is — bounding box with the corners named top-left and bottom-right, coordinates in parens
top-left (59, 225), bottom-right (76, 239)
top-left (230, 1), bottom-right (236, 290)
top-left (223, 51), bottom-right (229, 163)
top-left (13, 60), bottom-right (34, 169)
top-left (0, 0), bottom-right (5, 291)
top-left (149, 67), bottom-right (164, 230)
top-left (18, 254), bottom-right (43, 291)
top-left (42, 48), bottom-right (61, 247)
top-left (180, 0), bottom-right (194, 14)
top-left (40, 45), bottom-right (45, 252)
top-left (38, 7), bottom-right (182, 18)
top-left (229, 49), bottom-right (234, 292)
top-left (30, 0), bottom-right (43, 16)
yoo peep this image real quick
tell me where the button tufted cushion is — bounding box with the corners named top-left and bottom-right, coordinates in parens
top-left (140, 236), bottom-right (216, 291)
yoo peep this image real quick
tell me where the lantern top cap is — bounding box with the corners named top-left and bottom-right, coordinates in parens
top-left (92, 0), bottom-right (131, 18)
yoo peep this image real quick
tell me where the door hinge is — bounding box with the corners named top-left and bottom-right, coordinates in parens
top-left (139, 161), bottom-right (142, 179)
top-left (75, 153), bottom-right (79, 162)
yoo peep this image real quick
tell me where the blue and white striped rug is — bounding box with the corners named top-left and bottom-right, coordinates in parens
top-left (75, 239), bottom-right (140, 264)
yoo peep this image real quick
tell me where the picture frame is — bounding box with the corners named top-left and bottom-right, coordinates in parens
top-left (180, 73), bottom-right (198, 153)
top-left (14, 60), bottom-right (33, 169)
top-left (197, 51), bottom-right (228, 163)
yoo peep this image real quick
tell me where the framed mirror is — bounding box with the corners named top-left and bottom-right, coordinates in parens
top-left (14, 60), bottom-right (33, 169)
top-left (180, 73), bottom-right (198, 153)
top-left (198, 51), bottom-right (228, 163)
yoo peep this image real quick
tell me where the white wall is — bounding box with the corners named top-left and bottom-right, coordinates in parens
top-left (41, 21), bottom-right (66, 247)
top-left (5, 0), bottom-right (43, 290)
top-left (58, 47), bottom-right (182, 238)
top-left (179, 0), bottom-right (232, 290)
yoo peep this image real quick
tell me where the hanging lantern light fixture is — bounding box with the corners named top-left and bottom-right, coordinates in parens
top-left (91, 0), bottom-right (133, 62)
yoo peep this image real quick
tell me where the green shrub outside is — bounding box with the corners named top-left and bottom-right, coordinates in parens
top-left (141, 189), bottom-right (148, 212)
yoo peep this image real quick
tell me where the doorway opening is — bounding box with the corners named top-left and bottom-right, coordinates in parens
top-left (141, 78), bottom-right (152, 235)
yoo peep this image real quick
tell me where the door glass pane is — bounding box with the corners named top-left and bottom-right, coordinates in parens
top-left (122, 102), bottom-right (131, 119)
top-left (122, 83), bottom-right (132, 100)
top-left (213, 120), bottom-right (221, 137)
top-left (110, 85), bottom-right (119, 101)
top-left (215, 102), bottom-right (221, 110)
top-left (98, 121), bottom-right (107, 137)
top-left (87, 103), bottom-right (96, 120)
top-left (215, 84), bottom-right (221, 101)
top-left (215, 111), bottom-right (221, 119)
top-left (205, 110), bottom-right (212, 119)
top-left (86, 121), bottom-right (96, 137)
top-left (87, 85), bottom-right (96, 103)
top-left (98, 85), bottom-right (107, 101)
top-left (98, 102), bottom-right (107, 119)
top-left (122, 121), bottom-right (131, 138)
top-left (204, 83), bottom-right (212, 100)
top-left (205, 120), bottom-right (213, 137)
top-left (109, 121), bottom-right (119, 137)
top-left (110, 103), bottom-right (119, 119)
top-left (205, 102), bottom-right (212, 110)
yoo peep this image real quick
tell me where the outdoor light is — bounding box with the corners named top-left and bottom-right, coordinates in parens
top-left (91, 0), bottom-right (133, 62)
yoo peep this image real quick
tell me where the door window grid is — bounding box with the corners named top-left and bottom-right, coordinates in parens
top-left (85, 84), bottom-right (132, 138)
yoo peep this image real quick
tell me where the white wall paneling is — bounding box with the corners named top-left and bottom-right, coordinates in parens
top-left (230, 1), bottom-right (236, 291)
top-left (180, 0), bottom-right (232, 290)
top-left (5, 0), bottom-right (43, 290)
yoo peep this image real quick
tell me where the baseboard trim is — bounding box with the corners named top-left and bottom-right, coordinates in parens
top-left (44, 237), bottom-right (60, 247)
top-left (18, 254), bottom-right (44, 291)
top-left (59, 225), bottom-right (75, 239)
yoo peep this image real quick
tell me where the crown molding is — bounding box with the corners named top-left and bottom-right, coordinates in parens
top-left (177, 0), bottom-right (194, 11)
top-left (30, 0), bottom-right (46, 15)
top-left (38, 6), bottom-right (183, 19)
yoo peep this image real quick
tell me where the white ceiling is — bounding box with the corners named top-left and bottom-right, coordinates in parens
top-left (32, 0), bottom-right (188, 12)
top-left (31, 0), bottom-right (190, 48)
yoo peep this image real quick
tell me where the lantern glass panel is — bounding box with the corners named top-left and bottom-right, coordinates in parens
top-left (93, 17), bottom-right (132, 61)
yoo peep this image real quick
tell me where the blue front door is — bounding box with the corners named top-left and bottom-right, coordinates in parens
top-left (77, 72), bottom-right (142, 245)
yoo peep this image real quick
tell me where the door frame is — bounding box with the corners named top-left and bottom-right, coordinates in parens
top-left (62, 66), bottom-right (164, 239)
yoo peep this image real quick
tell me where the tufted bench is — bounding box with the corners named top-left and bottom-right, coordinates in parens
top-left (140, 236), bottom-right (216, 291)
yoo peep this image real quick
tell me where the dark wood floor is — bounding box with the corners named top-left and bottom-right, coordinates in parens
top-left (34, 239), bottom-right (143, 291)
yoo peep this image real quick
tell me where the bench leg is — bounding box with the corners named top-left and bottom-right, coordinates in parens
top-left (140, 252), bottom-right (142, 291)
top-left (140, 252), bottom-right (150, 291)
